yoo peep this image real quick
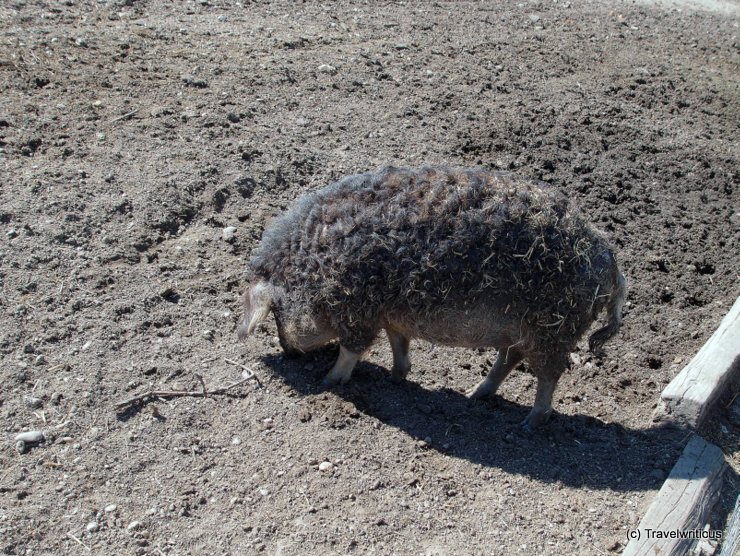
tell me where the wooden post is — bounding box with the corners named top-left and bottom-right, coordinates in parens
top-left (719, 494), bottom-right (739, 556)
top-left (654, 297), bottom-right (740, 428)
top-left (623, 435), bottom-right (726, 556)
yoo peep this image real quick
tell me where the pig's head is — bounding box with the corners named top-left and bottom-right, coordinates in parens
top-left (237, 280), bottom-right (336, 357)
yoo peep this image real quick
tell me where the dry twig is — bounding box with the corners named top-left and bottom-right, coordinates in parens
top-left (225, 358), bottom-right (264, 387)
top-left (114, 369), bottom-right (258, 410)
top-left (109, 109), bottom-right (138, 123)
top-left (66, 532), bottom-right (91, 552)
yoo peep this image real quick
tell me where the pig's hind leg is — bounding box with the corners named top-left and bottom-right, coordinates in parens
top-left (468, 348), bottom-right (523, 399)
top-left (520, 353), bottom-right (569, 432)
top-left (386, 328), bottom-right (411, 383)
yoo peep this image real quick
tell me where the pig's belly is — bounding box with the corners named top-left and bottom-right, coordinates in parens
top-left (387, 305), bottom-right (516, 349)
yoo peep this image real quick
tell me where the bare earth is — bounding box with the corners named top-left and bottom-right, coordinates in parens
top-left (1, 1), bottom-right (739, 555)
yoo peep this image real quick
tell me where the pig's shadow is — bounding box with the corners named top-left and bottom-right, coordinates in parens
top-left (260, 351), bottom-right (689, 492)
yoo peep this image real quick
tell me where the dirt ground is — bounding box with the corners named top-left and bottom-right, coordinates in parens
top-left (1, 0), bottom-right (739, 554)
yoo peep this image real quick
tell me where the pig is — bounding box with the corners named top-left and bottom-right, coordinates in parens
top-left (238, 166), bottom-right (626, 430)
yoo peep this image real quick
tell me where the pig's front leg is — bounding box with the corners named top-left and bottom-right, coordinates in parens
top-left (320, 345), bottom-right (361, 387)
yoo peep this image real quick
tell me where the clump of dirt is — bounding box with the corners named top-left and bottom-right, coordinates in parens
top-left (0, 1), bottom-right (737, 555)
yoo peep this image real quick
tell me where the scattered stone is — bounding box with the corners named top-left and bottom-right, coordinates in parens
top-left (24, 395), bottom-right (43, 409)
top-left (218, 15), bottom-right (228, 22)
top-left (86, 521), bottom-right (99, 533)
top-left (318, 461), bottom-right (333, 472)
top-left (15, 430), bottom-right (46, 444)
top-left (317, 63), bottom-right (337, 75)
top-left (34, 355), bottom-right (46, 365)
top-left (105, 504), bottom-right (118, 513)
top-left (222, 226), bottom-right (237, 241)
top-left (231, 436), bottom-right (241, 445)
top-left (127, 520), bottom-right (142, 531)
top-left (227, 112), bottom-right (240, 123)
top-left (50, 392), bottom-right (63, 405)
top-left (181, 74), bottom-right (209, 88)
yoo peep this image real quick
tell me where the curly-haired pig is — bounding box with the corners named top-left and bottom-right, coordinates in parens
top-left (238, 166), bottom-right (626, 430)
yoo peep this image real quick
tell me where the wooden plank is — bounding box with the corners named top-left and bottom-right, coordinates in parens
top-left (654, 296), bottom-right (740, 428)
top-left (719, 494), bottom-right (740, 556)
top-left (623, 435), bottom-right (726, 556)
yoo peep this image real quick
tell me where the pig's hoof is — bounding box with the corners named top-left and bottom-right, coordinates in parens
top-left (391, 366), bottom-right (409, 384)
top-left (519, 410), bottom-right (551, 432)
top-left (319, 376), bottom-right (340, 390)
top-left (468, 381), bottom-right (492, 400)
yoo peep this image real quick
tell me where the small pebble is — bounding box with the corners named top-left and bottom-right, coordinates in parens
top-left (231, 436), bottom-right (241, 445)
top-left (15, 430), bottom-right (46, 444)
top-left (318, 461), bottom-right (333, 472)
top-left (34, 355), bottom-right (46, 365)
top-left (104, 504), bottom-right (117, 513)
top-left (222, 226), bottom-right (237, 241)
top-left (50, 392), bottom-right (62, 405)
top-left (24, 396), bottom-right (43, 409)
top-left (181, 74), bottom-right (208, 88)
top-left (127, 520), bottom-right (142, 531)
top-left (86, 522), bottom-right (99, 533)
top-left (317, 63), bottom-right (337, 75)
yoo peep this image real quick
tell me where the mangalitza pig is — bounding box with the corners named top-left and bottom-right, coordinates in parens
top-left (238, 166), bottom-right (626, 430)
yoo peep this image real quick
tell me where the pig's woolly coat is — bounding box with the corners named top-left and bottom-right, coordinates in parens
top-left (248, 166), bottom-right (622, 361)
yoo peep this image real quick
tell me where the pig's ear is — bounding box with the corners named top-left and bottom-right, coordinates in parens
top-left (239, 282), bottom-right (273, 338)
